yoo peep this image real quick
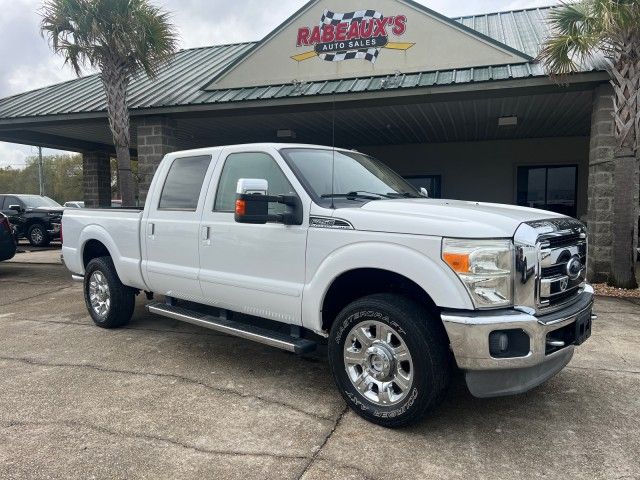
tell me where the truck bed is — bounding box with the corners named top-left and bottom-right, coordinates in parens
top-left (61, 208), bottom-right (147, 290)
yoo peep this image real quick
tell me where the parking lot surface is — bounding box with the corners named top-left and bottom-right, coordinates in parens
top-left (0, 261), bottom-right (639, 479)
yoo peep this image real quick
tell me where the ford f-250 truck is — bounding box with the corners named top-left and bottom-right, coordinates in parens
top-left (62, 143), bottom-right (595, 427)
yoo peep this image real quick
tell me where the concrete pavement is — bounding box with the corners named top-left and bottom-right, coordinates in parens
top-left (0, 262), bottom-right (638, 479)
top-left (8, 243), bottom-right (62, 265)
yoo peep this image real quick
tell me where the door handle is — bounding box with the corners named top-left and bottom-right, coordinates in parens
top-left (201, 226), bottom-right (211, 245)
top-left (147, 222), bottom-right (155, 238)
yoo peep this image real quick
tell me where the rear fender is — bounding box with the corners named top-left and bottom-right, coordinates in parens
top-left (78, 224), bottom-right (146, 290)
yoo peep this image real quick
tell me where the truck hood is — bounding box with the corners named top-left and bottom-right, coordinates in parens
top-left (338, 199), bottom-right (566, 238)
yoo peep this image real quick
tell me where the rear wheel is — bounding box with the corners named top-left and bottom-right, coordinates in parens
top-left (328, 294), bottom-right (451, 428)
top-left (84, 256), bottom-right (135, 328)
top-left (27, 223), bottom-right (50, 247)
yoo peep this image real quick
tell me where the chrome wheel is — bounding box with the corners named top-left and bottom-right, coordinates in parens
top-left (89, 271), bottom-right (111, 317)
top-left (343, 320), bottom-right (414, 406)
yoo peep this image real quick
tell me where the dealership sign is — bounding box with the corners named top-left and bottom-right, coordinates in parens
top-left (292, 9), bottom-right (414, 63)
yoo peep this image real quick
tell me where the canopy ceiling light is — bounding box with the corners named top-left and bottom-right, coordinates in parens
top-left (498, 116), bottom-right (518, 127)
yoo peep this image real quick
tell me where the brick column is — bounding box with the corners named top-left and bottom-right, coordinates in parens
top-left (83, 151), bottom-right (111, 208)
top-left (137, 116), bottom-right (177, 204)
top-left (586, 85), bottom-right (616, 283)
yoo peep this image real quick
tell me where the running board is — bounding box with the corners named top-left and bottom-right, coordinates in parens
top-left (146, 301), bottom-right (316, 354)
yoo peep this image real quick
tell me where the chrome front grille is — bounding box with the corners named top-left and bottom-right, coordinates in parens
top-left (514, 218), bottom-right (587, 314)
top-left (538, 234), bottom-right (587, 309)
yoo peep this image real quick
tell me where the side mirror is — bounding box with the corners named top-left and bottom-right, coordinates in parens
top-left (419, 188), bottom-right (429, 198)
top-left (8, 205), bottom-right (23, 212)
top-left (234, 178), bottom-right (303, 226)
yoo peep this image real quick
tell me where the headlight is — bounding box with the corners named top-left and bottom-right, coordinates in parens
top-left (442, 238), bottom-right (513, 309)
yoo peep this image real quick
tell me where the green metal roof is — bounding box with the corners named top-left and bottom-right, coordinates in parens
top-left (0, 6), bottom-right (605, 121)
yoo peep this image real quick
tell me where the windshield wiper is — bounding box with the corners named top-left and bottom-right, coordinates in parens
top-left (385, 192), bottom-right (420, 199)
top-left (322, 191), bottom-right (390, 200)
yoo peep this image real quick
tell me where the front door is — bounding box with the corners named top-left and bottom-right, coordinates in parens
top-left (199, 147), bottom-right (309, 325)
top-left (142, 153), bottom-right (218, 300)
top-left (1, 195), bottom-right (24, 236)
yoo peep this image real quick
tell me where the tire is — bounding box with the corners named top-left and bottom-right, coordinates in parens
top-left (27, 223), bottom-right (50, 247)
top-left (328, 294), bottom-right (451, 428)
top-left (84, 256), bottom-right (135, 329)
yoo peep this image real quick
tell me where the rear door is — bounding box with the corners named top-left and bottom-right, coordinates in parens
top-left (198, 146), bottom-right (310, 325)
top-left (142, 152), bottom-right (220, 300)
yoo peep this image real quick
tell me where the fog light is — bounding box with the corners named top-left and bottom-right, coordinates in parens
top-left (489, 329), bottom-right (530, 358)
top-left (489, 332), bottom-right (509, 354)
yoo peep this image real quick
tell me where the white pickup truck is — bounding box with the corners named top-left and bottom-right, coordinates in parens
top-left (62, 143), bottom-right (594, 427)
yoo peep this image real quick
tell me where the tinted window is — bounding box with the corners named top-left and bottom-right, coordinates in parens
top-left (20, 196), bottom-right (61, 208)
top-left (159, 155), bottom-right (212, 210)
top-left (517, 165), bottom-right (577, 217)
top-left (3, 196), bottom-right (21, 209)
top-left (214, 152), bottom-right (294, 214)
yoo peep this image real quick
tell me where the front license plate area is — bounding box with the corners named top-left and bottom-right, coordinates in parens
top-left (574, 309), bottom-right (592, 345)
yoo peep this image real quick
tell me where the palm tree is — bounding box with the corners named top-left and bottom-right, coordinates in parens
top-left (539, 0), bottom-right (639, 289)
top-left (40, 0), bottom-right (177, 207)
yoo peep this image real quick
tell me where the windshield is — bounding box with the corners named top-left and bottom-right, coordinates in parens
top-left (281, 148), bottom-right (420, 206)
top-left (21, 196), bottom-right (61, 208)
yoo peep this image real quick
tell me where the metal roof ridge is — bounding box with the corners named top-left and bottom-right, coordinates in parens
top-left (177, 40), bottom-right (258, 52)
top-left (0, 72), bottom-right (100, 104)
top-left (453, 3), bottom-right (558, 20)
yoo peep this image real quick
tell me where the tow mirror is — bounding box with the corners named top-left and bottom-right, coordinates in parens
top-left (234, 178), bottom-right (303, 226)
top-left (8, 204), bottom-right (23, 212)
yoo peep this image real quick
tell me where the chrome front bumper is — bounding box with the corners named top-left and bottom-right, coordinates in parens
top-left (441, 285), bottom-right (594, 397)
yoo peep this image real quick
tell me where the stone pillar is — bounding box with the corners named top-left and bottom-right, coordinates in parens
top-left (83, 150), bottom-right (111, 208)
top-left (586, 85), bottom-right (616, 283)
top-left (137, 116), bottom-right (177, 204)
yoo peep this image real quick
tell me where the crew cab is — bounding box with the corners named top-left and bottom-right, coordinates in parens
top-left (62, 143), bottom-right (594, 427)
top-left (0, 194), bottom-right (64, 246)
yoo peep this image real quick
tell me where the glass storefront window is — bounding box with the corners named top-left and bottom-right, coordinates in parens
top-left (403, 175), bottom-right (442, 198)
top-left (517, 166), bottom-right (577, 217)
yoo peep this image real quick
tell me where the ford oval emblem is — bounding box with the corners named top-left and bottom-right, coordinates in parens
top-left (560, 277), bottom-right (569, 291)
top-left (566, 255), bottom-right (583, 280)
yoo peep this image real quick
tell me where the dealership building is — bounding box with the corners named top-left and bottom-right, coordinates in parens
top-left (0, 0), bottom-right (622, 281)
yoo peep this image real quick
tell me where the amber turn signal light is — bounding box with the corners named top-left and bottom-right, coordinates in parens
top-left (235, 199), bottom-right (246, 216)
top-left (442, 252), bottom-right (470, 273)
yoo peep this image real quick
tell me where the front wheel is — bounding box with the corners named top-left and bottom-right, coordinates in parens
top-left (84, 256), bottom-right (135, 328)
top-left (328, 294), bottom-right (451, 428)
top-left (27, 223), bottom-right (50, 247)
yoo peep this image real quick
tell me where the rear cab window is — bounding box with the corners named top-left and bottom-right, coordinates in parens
top-left (158, 155), bottom-right (212, 211)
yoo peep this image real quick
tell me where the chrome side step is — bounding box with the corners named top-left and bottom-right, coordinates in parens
top-left (146, 301), bottom-right (316, 354)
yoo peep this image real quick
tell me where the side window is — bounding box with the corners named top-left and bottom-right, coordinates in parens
top-left (158, 155), bottom-right (212, 210)
top-left (3, 196), bottom-right (20, 209)
top-left (214, 152), bottom-right (295, 214)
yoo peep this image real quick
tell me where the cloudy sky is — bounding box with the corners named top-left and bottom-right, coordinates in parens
top-left (0, 0), bottom-right (558, 168)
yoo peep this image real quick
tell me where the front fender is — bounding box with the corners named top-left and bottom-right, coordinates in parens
top-left (302, 241), bottom-right (473, 334)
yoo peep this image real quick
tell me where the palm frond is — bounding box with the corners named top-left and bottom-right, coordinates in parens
top-left (40, 0), bottom-right (178, 78)
top-left (538, 1), bottom-right (604, 75)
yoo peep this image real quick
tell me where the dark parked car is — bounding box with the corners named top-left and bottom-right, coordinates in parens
top-left (0, 213), bottom-right (17, 261)
top-left (0, 194), bottom-right (64, 247)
